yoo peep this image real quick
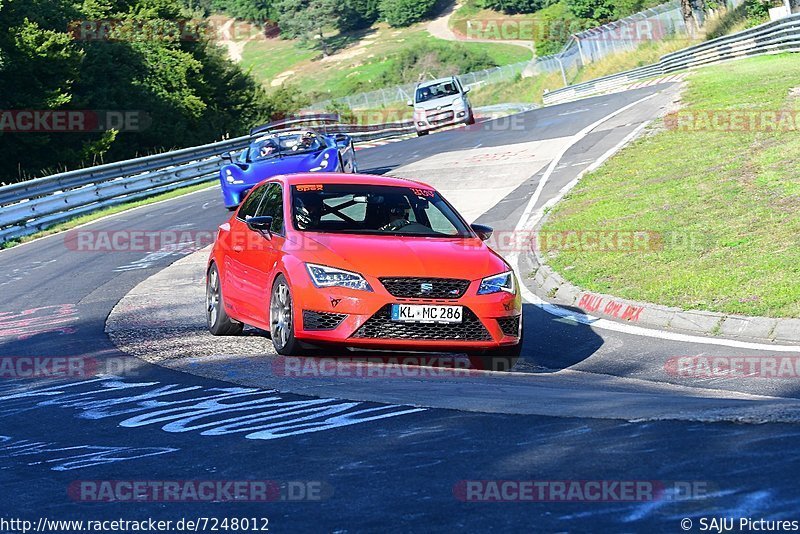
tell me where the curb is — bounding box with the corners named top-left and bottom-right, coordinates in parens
top-left (523, 211), bottom-right (800, 344)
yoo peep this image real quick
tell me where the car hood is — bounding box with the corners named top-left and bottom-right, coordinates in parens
top-left (295, 233), bottom-right (509, 281)
top-left (415, 96), bottom-right (461, 111)
top-left (248, 150), bottom-right (331, 179)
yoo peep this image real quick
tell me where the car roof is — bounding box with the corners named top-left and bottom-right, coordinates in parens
top-left (271, 173), bottom-right (436, 190)
top-left (416, 76), bottom-right (457, 89)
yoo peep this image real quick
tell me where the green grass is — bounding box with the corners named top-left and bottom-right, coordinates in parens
top-left (240, 21), bottom-right (532, 101)
top-left (1, 180), bottom-right (216, 250)
top-left (539, 54), bottom-right (800, 318)
top-left (239, 38), bottom-right (319, 87)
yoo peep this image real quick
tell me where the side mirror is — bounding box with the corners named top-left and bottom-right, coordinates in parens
top-left (407, 99), bottom-right (413, 107)
top-left (221, 152), bottom-right (233, 163)
top-left (333, 133), bottom-right (351, 148)
top-left (464, 87), bottom-right (471, 93)
top-left (471, 223), bottom-right (493, 241)
top-left (246, 215), bottom-right (273, 236)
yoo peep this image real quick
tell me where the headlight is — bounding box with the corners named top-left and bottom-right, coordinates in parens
top-left (452, 98), bottom-right (466, 109)
top-left (306, 263), bottom-right (372, 291)
top-left (477, 271), bottom-right (515, 295)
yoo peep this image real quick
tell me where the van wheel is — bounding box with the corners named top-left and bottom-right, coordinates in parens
top-left (417, 131), bottom-right (428, 137)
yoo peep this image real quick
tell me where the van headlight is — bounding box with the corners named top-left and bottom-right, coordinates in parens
top-left (477, 271), bottom-right (515, 295)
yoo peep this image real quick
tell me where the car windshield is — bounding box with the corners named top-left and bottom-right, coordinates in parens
top-left (291, 184), bottom-right (472, 238)
top-left (415, 80), bottom-right (460, 103)
top-left (248, 131), bottom-right (324, 161)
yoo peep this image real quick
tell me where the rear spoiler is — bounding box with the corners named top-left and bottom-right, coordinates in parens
top-left (249, 114), bottom-right (341, 136)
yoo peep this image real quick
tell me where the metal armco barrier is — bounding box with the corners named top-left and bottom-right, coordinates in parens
top-left (543, 13), bottom-right (800, 105)
top-left (0, 121), bottom-right (415, 244)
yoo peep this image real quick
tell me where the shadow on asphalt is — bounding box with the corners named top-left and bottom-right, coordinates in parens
top-left (517, 303), bottom-right (603, 374)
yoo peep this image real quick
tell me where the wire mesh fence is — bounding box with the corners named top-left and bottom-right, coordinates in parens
top-left (307, 0), bottom-right (745, 111)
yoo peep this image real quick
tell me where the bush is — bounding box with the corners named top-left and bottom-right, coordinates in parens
top-left (379, 0), bottom-right (437, 27)
top-left (377, 42), bottom-right (497, 84)
top-left (479, 0), bottom-right (558, 14)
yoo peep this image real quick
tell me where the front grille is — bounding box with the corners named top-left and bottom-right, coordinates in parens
top-left (497, 315), bottom-right (521, 337)
top-left (426, 110), bottom-right (454, 124)
top-left (379, 277), bottom-right (470, 299)
top-left (302, 310), bottom-right (347, 330)
top-left (352, 305), bottom-right (491, 341)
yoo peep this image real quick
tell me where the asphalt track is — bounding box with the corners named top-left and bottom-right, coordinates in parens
top-left (1, 83), bottom-right (799, 532)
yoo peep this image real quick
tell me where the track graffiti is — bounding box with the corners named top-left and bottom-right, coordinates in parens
top-left (0, 304), bottom-right (78, 340)
top-left (0, 377), bottom-right (426, 441)
top-left (0, 435), bottom-right (177, 471)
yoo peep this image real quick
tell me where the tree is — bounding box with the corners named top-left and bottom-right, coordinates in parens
top-left (565, 0), bottom-right (616, 23)
top-left (339, 0), bottom-right (380, 31)
top-left (680, 0), bottom-right (707, 35)
top-left (378, 0), bottom-right (437, 26)
top-left (276, 0), bottom-right (342, 55)
top-left (0, 0), bottom-right (279, 183)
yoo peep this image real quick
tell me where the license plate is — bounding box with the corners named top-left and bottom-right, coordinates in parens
top-left (391, 304), bottom-right (462, 323)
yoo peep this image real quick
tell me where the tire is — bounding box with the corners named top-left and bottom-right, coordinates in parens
top-left (270, 274), bottom-right (301, 355)
top-left (465, 111), bottom-right (476, 125)
top-left (226, 206), bottom-right (237, 212)
top-left (417, 130), bottom-right (428, 137)
top-left (206, 264), bottom-right (243, 336)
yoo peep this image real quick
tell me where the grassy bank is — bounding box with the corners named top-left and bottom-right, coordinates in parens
top-left (539, 54), bottom-right (800, 318)
top-left (240, 22), bottom-right (532, 100)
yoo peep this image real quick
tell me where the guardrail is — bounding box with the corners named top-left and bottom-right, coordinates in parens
top-left (543, 12), bottom-right (800, 105)
top-left (0, 121), bottom-right (415, 244)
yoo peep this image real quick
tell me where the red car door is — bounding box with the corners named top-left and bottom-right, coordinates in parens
top-left (233, 182), bottom-right (285, 326)
top-left (221, 184), bottom-right (269, 316)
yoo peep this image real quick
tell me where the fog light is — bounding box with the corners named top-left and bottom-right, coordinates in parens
top-left (417, 121), bottom-right (425, 126)
top-left (457, 111), bottom-right (466, 118)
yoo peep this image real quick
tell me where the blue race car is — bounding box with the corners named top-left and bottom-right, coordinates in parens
top-left (219, 120), bottom-right (358, 209)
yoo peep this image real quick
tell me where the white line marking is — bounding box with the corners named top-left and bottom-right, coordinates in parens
top-left (513, 94), bottom-right (656, 234)
top-left (508, 95), bottom-right (800, 351)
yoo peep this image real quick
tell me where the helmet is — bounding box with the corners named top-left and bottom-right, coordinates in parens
top-left (294, 194), bottom-right (323, 230)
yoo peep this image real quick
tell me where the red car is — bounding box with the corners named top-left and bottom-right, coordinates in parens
top-left (206, 173), bottom-right (522, 370)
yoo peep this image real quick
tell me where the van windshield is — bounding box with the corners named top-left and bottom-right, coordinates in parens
top-left (415, 81), bottom-right (460, 103)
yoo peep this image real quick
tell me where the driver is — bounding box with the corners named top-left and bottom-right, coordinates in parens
top-left (259, 141), bottom-right (277, 159)
top-left (294, 193), bottom-right (324, 230)
top-left (294, 132), bottom-right (315, 151)
top-left (379, 196), bottom-right (412, 231)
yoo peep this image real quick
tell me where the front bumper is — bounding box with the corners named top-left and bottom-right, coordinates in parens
top-left (221, 182), bottom-right (254, 208)
top-left (292, 275), bottom-right (522, 351)
top-left (415, 108), bottom-right (469, 133)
